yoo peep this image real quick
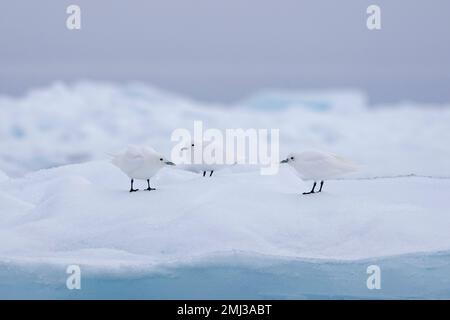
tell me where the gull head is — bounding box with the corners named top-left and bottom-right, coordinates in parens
top-left (158, 156), bottom-right (175, 166)
top-left (280, 153), bottom-right (296, 164)
top-left (180, 141), bottom-right (196, 152)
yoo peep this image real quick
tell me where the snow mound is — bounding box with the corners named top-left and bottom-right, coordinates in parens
top-left (1, 161), bottom-right (449, 272)
top-left (0, 192), bottom-right (33, 225)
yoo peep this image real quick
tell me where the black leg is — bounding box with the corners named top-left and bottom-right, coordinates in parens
top-left (203, 171), bottom-right (206, 177)
top-left (303, 181), bottom-right (317, 195)
top-left (145, 179), bottom-right (156, 191)
top-left (210, 170), bottom-right (214, 177)
top-left (318, 181), bottom-right (324, 192)
top-left (129, 179), bottom-right (139, 192)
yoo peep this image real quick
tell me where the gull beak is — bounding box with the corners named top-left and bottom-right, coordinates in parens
top-left (280, 158), bottom-right (289, 164)
top-left (165, 161), bottom-right (176, 166)
top-left (180, 147), bottom-right (188, 151)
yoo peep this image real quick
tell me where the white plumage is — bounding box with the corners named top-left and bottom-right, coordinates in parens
top-left (111, 145), bottom-right (175, 192)
top-left (179, 141), bottom-right (223, 177)
top-left (281, 150), bottom-right (359, 194)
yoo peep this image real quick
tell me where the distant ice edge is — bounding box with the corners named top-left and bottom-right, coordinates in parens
top-left (1, 250), bottom-right (449, 299)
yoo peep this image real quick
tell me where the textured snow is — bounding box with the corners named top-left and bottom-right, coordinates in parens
top-left (0, 160), bottom-right (449, 273)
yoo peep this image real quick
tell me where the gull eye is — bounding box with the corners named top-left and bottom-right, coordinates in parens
top-left (160, 158), bottom-right (163, 161)
top-left (191, 144), bottom-right (195, 147)
top-left (290, 157), bottom-right (294, 160)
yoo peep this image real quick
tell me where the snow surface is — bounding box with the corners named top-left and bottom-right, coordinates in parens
top-left (1, 160), bottom-right (449, 274)
top-left (1, 82), bottom-right (450, 298)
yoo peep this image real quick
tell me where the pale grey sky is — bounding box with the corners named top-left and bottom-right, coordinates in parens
top-left (0, 0), bottom-right (449, 104)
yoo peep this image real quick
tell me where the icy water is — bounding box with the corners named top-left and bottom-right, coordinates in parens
top-left (1, 251), bottom-right (449, 299)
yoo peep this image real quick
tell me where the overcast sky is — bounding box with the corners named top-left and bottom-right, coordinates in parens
top-left (0, 0), bottom-right (449, 104)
